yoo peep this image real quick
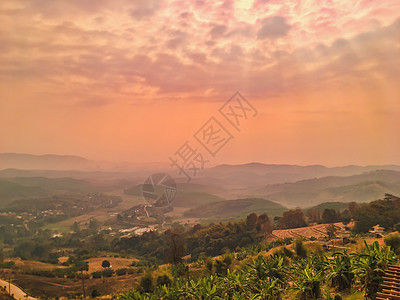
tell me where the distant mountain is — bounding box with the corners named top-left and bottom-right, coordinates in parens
top-left (248, 170), bottom-right (400, 208)
top-left (0, 153), bottom-right (92, 170)
top-left (183, 198), bottom-right (287, 219)
top-left (0, 153), bottom-right (171, 172)
top-left (200, 163), bottom-right (400, 187)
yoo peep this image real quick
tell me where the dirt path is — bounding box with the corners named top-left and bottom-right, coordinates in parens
top-left (0, 278), bottom-right (36, 300)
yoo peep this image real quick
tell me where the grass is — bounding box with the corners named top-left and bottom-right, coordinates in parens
top-left (42, 222), bottom-right (73, 232)
top-left (343, 291), bottom-right (364, 299)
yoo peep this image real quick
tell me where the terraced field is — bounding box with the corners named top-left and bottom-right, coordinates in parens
top-left (270, 222), bottom-right (348, 240)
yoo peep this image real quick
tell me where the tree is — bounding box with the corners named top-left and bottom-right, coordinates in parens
top-left (246, 213), bottom-right (258, 230)
top-left (117, 214), bottom-right (124, 223)
top-left (72, 222), bottom-right (80, 233)
top-left (278, 209), bottom-right (306, 229)
top-left (322, 209), bottom-right (339, 224)
top-left (89, 219), bottom-right (100, 232)
top-left (101, 260), bottom-right (111, 269)
top-left (258, 213), bottom-right (272, 235)
top-left (74, 259), bottom-right (88, 299)
top-left (307, 209), bottom-right (321, 223)
top-left (326, 224), bottom-right (338, 240)
top-left (165, 229), bottom-right (185, 264)
top-left (348, 202), bottom-right (359, 218)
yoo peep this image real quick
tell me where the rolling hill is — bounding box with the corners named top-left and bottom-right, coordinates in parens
top-left (0, 176), bottom-right (121, 207)
top-left (249, 170), bottom-right (400, 207)
top-left (183, 198), bottom-right (287, 219)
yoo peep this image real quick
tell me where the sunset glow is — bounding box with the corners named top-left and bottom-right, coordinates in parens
top-left (1, 0), bottom-right (399, 166)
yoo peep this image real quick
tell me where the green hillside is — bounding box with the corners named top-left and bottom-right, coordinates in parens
top-left (0, 179), bottom-right (48, 206)
top-left (183, 198), bottom-right (286, 218)
top-left (124, 183), bottom-right (225, 208)
top-left (0, 176), bottom-right (118, 207)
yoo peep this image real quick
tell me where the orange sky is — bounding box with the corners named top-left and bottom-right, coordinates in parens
top-left (0, 0), bottom-right (399, 166)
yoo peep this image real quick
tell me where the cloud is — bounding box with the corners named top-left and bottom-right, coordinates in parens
top-left (209, 24), bottom-right (227, 39)
top-left (129, 0), bottom-right (163, 20)
top-left (257, 16), bottom-right (291, 40)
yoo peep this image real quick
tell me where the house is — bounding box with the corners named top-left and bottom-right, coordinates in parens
top-left (369, 224), bottom-right (385, 238)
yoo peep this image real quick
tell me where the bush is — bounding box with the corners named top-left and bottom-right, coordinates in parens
top-left (66, 272), bottom-right (76, 279)
top-left (91, 288), bottom-right (101, 298)
top-left (116, 268), bottom-right (127, 276)
top-left (385, 232), bottom-right (400, 254)
top-left (156, 274), bottom-right (171, 287)
top-left (102, 268), bottom-right (114, 277)
top-left (91, 271), bottom-right (102, 279)
top-left (139, 272), bottom-right (154, 293)
top-left (295, 238), bottom-right (307, 259)
top-left (0, 261), bottom-right (15, 269)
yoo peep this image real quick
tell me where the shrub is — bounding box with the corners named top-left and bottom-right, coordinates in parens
top-left (295, 238), bottom-right (307, 259)
top-left (91, 288), bottom-right (101, 298)
top-left (102, 268), bottom-right (114, 277)
top-left (116, 268), bottom-right (127, 276)
top-left (0, 261), bottom-right (15, 269)
top-left (139, 272), bottom-right (154, 293)
top-left (92, 271), bottom-right (102, 279)
top-left (385, 232), bottom-right (400, 254)
top-left (156, 274), bottom-right (171, 287)
top-left (66, 272), bottom-right (76, 279)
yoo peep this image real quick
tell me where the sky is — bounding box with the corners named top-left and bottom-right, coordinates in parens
top-left (0, 0), bottom-right (399, 167)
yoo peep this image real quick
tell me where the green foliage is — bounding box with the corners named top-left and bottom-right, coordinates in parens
top-left (214, 252), bottom-right (233, 276)
top-left (115, 240), bottom-right (399, 300)
top-left (156, 274), bottom-right (171, 287)
top-left (116, 268), bottom-right (128, 276)
top-left (169, 262), bottom-right (189, 278)
top-left (295, 238), bottom-right (307, 259)
top-left (326, 252), bottom-right (354, 291)
top-left (353, 194), bottom-right (400, 233)
top-left (352, 241), bottom-right (397, 299)
top-left (139, 272), bottom-right (154, 293)
top-left (384, 232), bottom-right (400, 254)
top-left (292, 260), bottom-right (322, 300)
top-left (102, 268), bottom-right (114, 277)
